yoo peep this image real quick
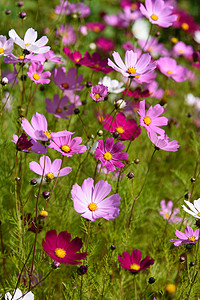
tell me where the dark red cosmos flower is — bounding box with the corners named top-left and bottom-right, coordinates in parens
top-left (16, 133), bottom-right (33, 151)
top-left (173, 9), bottom-right (199, 34)
top-left (63, 47), bottom-right (84, 64)
top-left (42, 230), bottom-right (87, 264)
top-left (103, 112), bottom-right (141, 140)
top-left (118, 249), bottom-right (154, 273)
top-left (96, 36), bottom-right (115, 52)
top-left (123, 87), bottom-right (150, 99)
top-left (86, 22), bottom-right (106, 33)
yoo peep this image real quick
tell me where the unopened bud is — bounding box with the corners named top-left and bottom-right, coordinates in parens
top-left (114, 99), bottom-right (126, 110)
top-left (1, 77), bottom-right (8, 85)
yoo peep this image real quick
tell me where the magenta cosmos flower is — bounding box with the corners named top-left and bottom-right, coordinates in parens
top-left (103, 112), bottom-right (141, 140)
top-left (49, 130), bottom-right (87, 157)
top-left (89, 84), bottom-right (108, 101)
top-left (71, 177), bottom-right (120, 221)
top-left (170, 226), bottom-right (200, 247)
top-left (94, 137), bottom-right (129, 171)
top-left (12, 134), bottom-right (45, 153)
top-left (42, 230), bottom-right (87, 264)
top-left (29, 155), bottom-right (72, 181)
top-left (108, 50), bottom-right (156, 78)
top-left (138, 100), bottom-right (168, 135)
top-left (140, 0), bottom-right (177, 28)
top-left (27, 63), bottom-right (51, 85)
top-left (118, 249), bottom-right (154, 273)
top-left (159, 200), bottom-right (182, 223)
top-left (45, 94), bottom-right (73, 119)
top-left (22, 112), bottom-right (51, 141)
top-left (148, 131), bottom-right (180, 152)
top-left (157, 57), bottom-right (187, 82)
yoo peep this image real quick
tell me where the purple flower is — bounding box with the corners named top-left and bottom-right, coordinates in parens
top-left (157, 57), bottom-right (188, 82)
top-left (71, 177), bottom-right (120, 221)
top-left (172, 41), bottom-right (193, 59)
top-left (170, 226), bottom-right (200, 246)
top-left (52, 67), bottom-right (84, 91)
top-left (140, 0), bottom-right (177, 28)
top-left (89, 84), bottom-right (108, 101)
top-left (45, 94), bottom-right (73, 119)
top-left (29, 155), bottom-right (72, 181)
top-left (0, 35), bottom-right (13, 56)
top-left (56, 24), bottom-right (76, 45)
top-left (94, 137), bottom-right (129, 171)
top-left (108, 50), bottom-right (156, 78)
top-left (159, 200), bottom-right (182, 223)
top-left (138, 99), bottom-right (168, 135)
top-left (4, 53), bottom-right (46, 65)
top-left (148, 131), bottom-right (180, 152)
top-left (27, 63), bottom-right (51, 85)
top-left (12, 134), bottom-right (45, 153)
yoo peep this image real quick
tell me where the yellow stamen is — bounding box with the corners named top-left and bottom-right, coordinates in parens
top-left (55, 248), bottom-right (66, 258)
top-left (143, 116), bottom-right (151, 125)
top-left (116, 127), bottom-right (125, 134)
top-left (128, 67), bottom-right (136, 74)
top-left (130, 264), bottom-right (140, 271)
top-left (39, 210), bottom-right (48, 218)
top-left (88, 203), bottom-right (97, 211)
top-left (198, 212), bottom-right (200, 217)
top-left (61, 145), bottom-right (71, 153)
top-left (148, 46), bottom-right (153, 52)
top-left (151, 14), bottom-right (158, 21)
top-left (93, 26), bottom-right (101, 33)
top-left (181, 23), bottom-right (189, 30)
top-left (188, 236), bottom-right (196, 242)
top-left (94, 64), bottom-right (100, 68)
top-left (178, 49), bottom-right (184, 54)
top-left (25, 43), bottom-right (29, 47)
top-left (18, 55), bottom-right (25, 60)
top-left (171, 37), bottom-right (178, 44)
top-left (62, 83), bottom-right (69, 89)
top-left (33, 73), bottom-right (40, 80)
top-left (165, 213), bottom-right (170, 218)
top-left (46, 172), bottom-right (54, 181)
top-left (104, 152), bottom-right (113, 160)
top-left (75, 58), bottom-right (80, 62)
top-left (135, 75), bottom-right (140, 79)
top-left (56, 108), bottom-right (62, 113)
top-left (94, 94), bottom-right (100, 99)
top-left (44, 131), bottom-right (51, 139)
top-left (0, 48), bottom-right (4, 54)
top-left (167, 70), bottom-right (173, 74)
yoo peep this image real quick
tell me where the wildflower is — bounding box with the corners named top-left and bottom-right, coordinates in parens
top-left (86, 22), bottom-right (106, 33)
top-left (81, 51), bottom-right (113, 73)
top-left (89, 84), bottom-right (108, 101)
top-left (56, 24), bottom-right (76, 45)
top-left (114, 99), bottom-right (126, 110)
top-left (52, 67), bottom-right (84, 91)
top-left (159, 200), bottom-right (182, 223)
top-left (96, 36), bottom-right (115, 52)
top-left (71, 177), bottom-right (120, 221)
top-left (4, 52), bottom-right (45, 65)
top-left (145, 81), bottom-right (164, 99)
top-left (22, 112), bottom-right (51, 141)
top-left (98, 76), bottom-right (125, 94)
top-left (49, 130), bottom-right (87, 157)
top-left (157, 57), bottom-right (187, 82)
top-left (132, 18), bottom-right (150, 40)
top-left (182, 198), bottom-right (200, 219)
top-left (103, 12), bottom-right (129, 28)
top-left (0, 35), bottom-right (13, 56)
top-left (94, 137), bottom-right (129, 171)
top-left (108, 50), bottom-right (156, 78)
top-left (5, 288), bottom-right (34, 300)
top-left (173, 9), bottom-right (198, 34)
top-left (170, 226), bottom-right (199, 246)
top-left (63, 46), bottom-right (84, 64)
top-left (103, 112), bottom-right (141, 140)
top-left (118, 249), bottom-right (154, 273)
top-left (27, 63), bottom-right (51, 85)
top-left (185, 93), bottom-right (200, 111)
top-left (194, 30), bottom-right (200, 44)
top-left (173, 41), bottom-right (193, 58)
top-left (9, 27), bottom-right (50, 54)
top-left (123, 87), bottom-right (150, 99)
top-left (29, 156), bottom-right (72, 181)
top-left (42, 229), bottom-right (87, 264)
top-left (45, 94), bottom-right (73, 119)
top-left (138, 37), bottom-right (167, 58)
top-left (12, 134), bottom-right (45, 153)
top-left (140, 0), bottom-right (177, 28)
top-left (148, 131), bottom-right (180, 152)
top-left (138, 99), bottom-right (168, 135)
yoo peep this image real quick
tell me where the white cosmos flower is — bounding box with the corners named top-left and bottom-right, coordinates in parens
top-left (185, 93), bottom-right (200, 111)
top-left (194, 30), bottom-right (200, 44)
top-left (132, 18), bottom-right (150, 41)
top-left (182, 199), bottom-right (200, 219)
top-left (98, 76), bottom-right (125, 94)
top-left (9, 28), bottom-right (50, 54)
top-left (5, 288), bottom-right (34, 300)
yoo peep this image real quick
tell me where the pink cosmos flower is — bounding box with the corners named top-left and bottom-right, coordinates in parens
top-left (52, 67), bottom-right (84, 91)
top-left (134, 71), bottom-right (157, 84)
top-left (71, 177), bottom-right (120, 221)
top-left (94, 137), bottom-right (129, 171)
top-left (138, 99), bottom-right (168, 135)
top-left (45, 94), bottom-right (73, 119)
top-left (159, 200), bottom-right (182, 223)
top-left (157, 57), bottom-right (187, 82)
top-left (66, 2), bottom-right (90, 18)
top-left (140, 0), bottom-right (177, 28)
top-left (56, 24), bottom-right (76, 45)
top-left (138, 37), bottom-right (167, 58)
top-left (22, 112), bottom-right (51, 142)
top-left (42, 230), bottom-right (87, 264)
top-left (145, 81), bottom-right (164, 99)
top-left (12, 134), bottom-right (45, 153)
top-left (86, 22), bottom-right (106, 33)
top-left (148, 131), bottom-right (180, 152)
top-left (172, 41), bottom-right (193, 59)
top-left (27, 63), bottom-right (51, 85)
top-left (49, 130), bottom-right (87, 157)
top-left (42, 50), bottom-right (62, 63)
top-left (0, 35), bottom-right (13, 57)
top-left (118, 249), bottom-right (154, 273)
top-left (4, 53), bottom-right (46, 65)
top-left (170, 226), bottom-right (200, 247)
top-left (89, 84), bottom-right (108, 101)
top-left (103, 112), bottom-right (141, 140)
top-left (108, 50), bottom-right (156, 78)
top-left (29, 155), bottom-right (72, 181)
top-left (103, 12), bottom-right (129, 28)
top-left (96, 37), bottom-right (115, 52)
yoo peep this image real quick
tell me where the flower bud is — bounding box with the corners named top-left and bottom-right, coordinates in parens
top-left (52, 261), bottom-right (60, 269)
top-left (31, 179), bottom-right (37, 186)
top-left (77, 265), bottom-right (88, 275)
top-left (127, 172), bottom-right (134, 179)
top-left (148, 277), bottom-right (155, 284)
top-left (114, 99), bottom-right (126, 110)
top-left (111, 245), bottom-right (116, 250)
top-left (97, 130), bottom-right (103, 136)
top-left (193, 52), bottom-right (199, 62)
top-left (19, 11), bottom-right (26, 19)
top-left (190, 261), bottom-right (195, 267)
top-left (74, 108), bottom-right (80, 115)
top-left (134, 158), bottom-right (140, 164)
top-left (39, 210), bottom-right (48, 219)
top-left (42, 191), bottom-right (50, 199)
top-left (5, 9), bottom-right (11, 15)
top-left (191, 177), bottom-right (195, 183)
top-left (86, 81), bottom-right (92, 88)
top-left (1, 77), bottom-right (8, 85)
top-left (179, 255), bottom-right (186, 262)
top-left (17, 1), bottom-right (24, 6)
top-left (113, 131), bottom-right (119, 139)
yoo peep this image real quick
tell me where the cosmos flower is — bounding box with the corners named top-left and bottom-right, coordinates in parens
top-left (42, 230), bottom-right (87, 264)
top-left (132, 18), bottom-right (150, 40)
top-left (140, 0), bottom-right (177, 28)
top-left (182, 199), bottom-right (200, 219)
top-left (9, 27), bottom-right (50, 54)
top-left (108, 50), bottom-right (156, 78)
top-left (185, 93), bottom-right (200, 111)
top-left (172, 41), bottom-right (193, 59)
top-left (4, 52), bottom-right (46, 65)
top-left (148, 131), bottom-right (180, 152)
top-left (27, 63), bottom-right (51, 85)
top-left (45, 94), bottom-right (73, 119)
top-left (52, 67), bottom-right (84, 91)
top-left (157, 57), bottom-right (187, 82)
top-left (159, 200), bottom-right (182, 223)
top-left (86, 22), bottom-right (106, 33)
top-left (12, 134), bottom-right (45, 153)
top-left (145, 81), bottom-right (164, 99)
top-left (63, 46), bottom-right (85, 64)
top-left (89, 84), bottom-right (108, 101)
top-left (71, 177), bottom-right (120, 221)
top-left (5, 288), bottom-right (34, 300)
top-left (29, 155), bottom-right (72, 182)
top-left (0, 35), bottom-right (13, 57)
top-left (170, 226), bottom-right (199, 246)
top-left (94, 137), bottom-right (129, 171)
top-left (118, 249), bottom-right (154, 273)
top-left (95, 36), bottom-right (115, 52)
top-left (138, 99), bottom-right (168, 135)
top-left (98, 76), bottom-right (125, 94)
top-left (56, 24), bottom-right (76, 45)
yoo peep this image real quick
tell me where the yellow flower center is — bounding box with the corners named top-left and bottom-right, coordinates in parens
top-left (116, 127), bottom-right (125, 134)
top-left (188, 236), bottom-right (196, 242)
top-left (33, 73), bottom-right (40, 80)
top-left (130, 264), bottom-right (140, 271)
top-left (55, 248), bottom-right (66, 258)
top-left (128, 67), bottom-right (136, 74)
top-left (88, 203), bottom-right (98, 211)
top-left (61, 145), bottom-right (71, 153)
top-left (151, 14), bottom-right (158, 21)
top-left (18, 55), bottom-right (25, 60)
top-left (0, 48), bottom-right (4, 54)
top-left (93, 26), bottom-right (101, 32)
top-left (94, 64), bottom-right (100, 68)
top-left (143, 116), bottom-right (151, 125)
top-left (25, 43), bottom-right (29, 47)
top-left (46, 172), bottom-right (54, 181)
top-left (167, 70), bottom-right (173, 74)
top-left (181, 23), bottom-right (189, 30)
top-left (94, 94), bottom-right (100, 99)
top-left (171, 37), bottom-right (178, 44)
top-left (166, 284), bottom-right (176, 294)
top-left (178, 49), bottom-right (184, 54)
top-left (44, 131), bottom-right (51, 139)
top-left (62, 83), bottom-right (69, 89)
top-left (165, 213), bottom-right (170, 218)
top-left (148, 46), bottom-right (153, 52)
top-left (131, 3), bottom-right (137, 10)
top-left (56, 108), bottom-right (62, 113)
top-left (135, 75), bottom-right (140, 79)
top-left (104, 152), bottom-right (113, 160)
top-left (40, 210), bottom-right (48, 217)
top-left (75, 58), bottom-right (80, 63)
top-left (198, 212), bottom-right (200, 217)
